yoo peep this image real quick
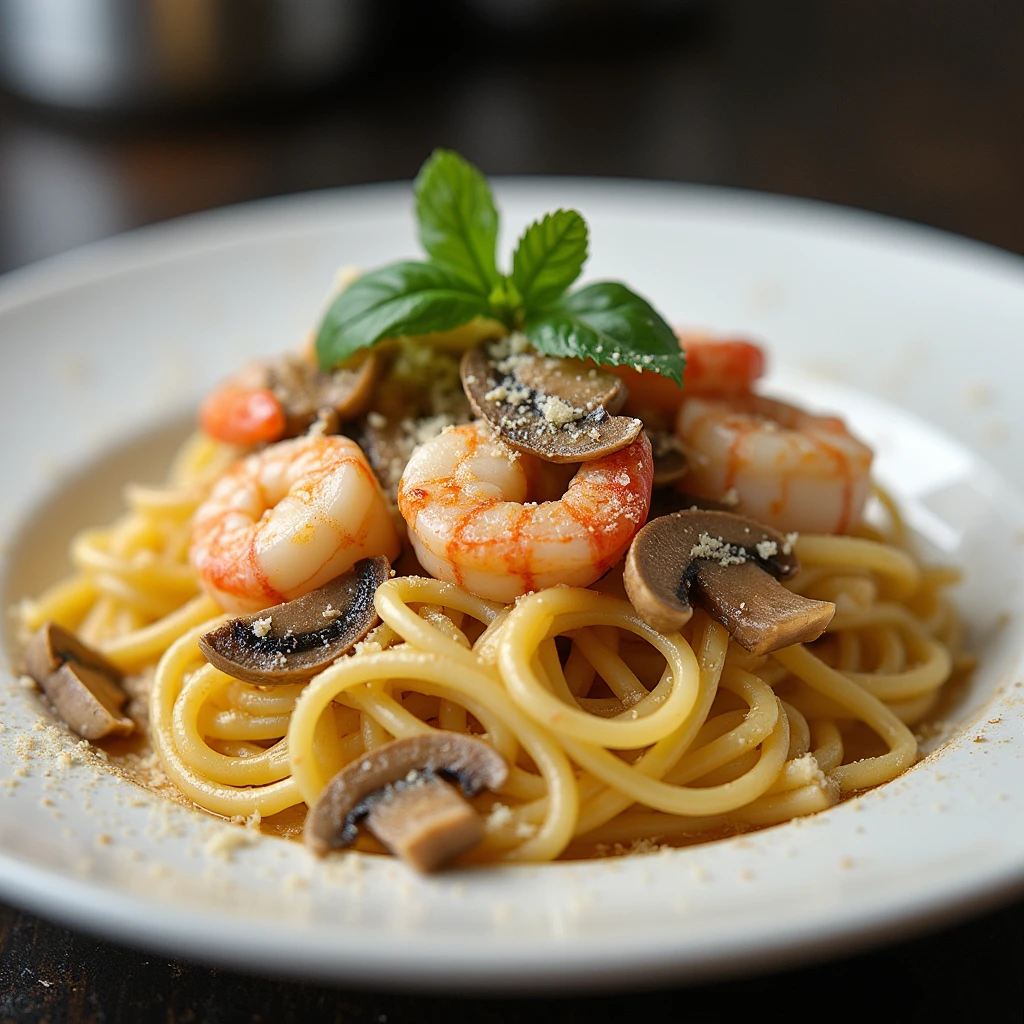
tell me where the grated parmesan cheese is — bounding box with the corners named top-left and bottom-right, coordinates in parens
top-left (538, 394), bottom-right (585, 427)
top-left (689, 532), bottom-right (748, 567)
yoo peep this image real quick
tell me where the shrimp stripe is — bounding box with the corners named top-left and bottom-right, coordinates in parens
top-left (190, 433), bottom-right (400, 613)
top-left (398, 422), bottom-right (653, 604)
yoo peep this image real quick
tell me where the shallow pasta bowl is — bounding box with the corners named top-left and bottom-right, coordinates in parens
top-left (0, 180), bottom-right (1023, 989)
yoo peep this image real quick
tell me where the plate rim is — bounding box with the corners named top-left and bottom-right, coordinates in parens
top-left (0, 840), bottom-right (1021, 992)
top-left (2, 176), bottom-right (1023, 315)
top-left (2, 178), bottom-right (1024, 989)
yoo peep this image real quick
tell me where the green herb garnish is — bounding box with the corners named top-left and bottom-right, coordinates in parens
top-left (316, 150), bottom-right (684, 385)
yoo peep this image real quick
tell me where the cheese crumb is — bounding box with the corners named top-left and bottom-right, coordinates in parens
top-left (538, 394), bottom-right (584, 427)
top-left (485, 803), bottom-right (514, 832)
top-left (204, 827), bottom-right (257, 862)
top-left (689, 532), bottom-right (748, 566)
top-left (252, 617), bottom-right (272, 638)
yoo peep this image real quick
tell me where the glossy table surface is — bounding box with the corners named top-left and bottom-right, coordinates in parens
top-left (1, 1), bottom-right (1022, 1020)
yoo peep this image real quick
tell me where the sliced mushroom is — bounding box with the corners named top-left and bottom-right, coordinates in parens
top-left (42, 663), bottom-right (135, 741)
top-left (352, 411), bottom-right (470, 504)
top-left (22, 622), bottom-right (133, 740)
top-left (461, 346), bottom-right (642, 463)
top-left (351, 415), bottom-right (409, 501)
top-left (623, 509), bottom-right (835, 656)
top-left (199, 557), bottom-right (389, 685)
top-left (647, 429), bottom-right (689, 488)
top-left (649, 489), bottom-right (739, 521)
top-left (24, 620), bottom-right (121, 683)
top-left (304, 733), bottom-right (509, 872)
top-left (238, 351), bottom-right (378, 438)
top-left (504, 352), bottom-right (628, 415)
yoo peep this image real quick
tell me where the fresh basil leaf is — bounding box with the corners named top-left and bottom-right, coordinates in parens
top-left (511, 209), bottom-right (588, 310)
top-left (482, 275), bottom-right (521, 328)
top-left (524, 282), bottom-right (684, 385)
top-left (316, 262), bottom-right (494, 369)
top-left (414, 150), bottom-right (500, 296)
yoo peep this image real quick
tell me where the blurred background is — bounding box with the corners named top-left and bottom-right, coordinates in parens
top-left (0, 0), bottom-right (1020, 274)
top-left (0, 0), bottom-right (1022, 1020)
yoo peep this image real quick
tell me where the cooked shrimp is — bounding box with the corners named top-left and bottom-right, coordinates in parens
top-left (199, 385), bottom-right (286, 446)
top-left (675, 393), bottom-right (873, 535)
top-left (191, 434), bottom-right (401, 613)
top-left (613, 333), bottom-right (766, 429)
top-left (397, 422), bottom-right (654, 604)
top-left (681, 333), bottom-right (765, 394)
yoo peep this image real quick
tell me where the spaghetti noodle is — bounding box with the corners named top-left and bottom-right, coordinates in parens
top-left (17, 422), bottom-right (966, 862)
top-left (13, 153), bottom-right (967, 864)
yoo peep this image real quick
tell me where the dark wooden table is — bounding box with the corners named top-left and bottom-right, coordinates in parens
top-left (1, 2), bottom-right (1022, 1019)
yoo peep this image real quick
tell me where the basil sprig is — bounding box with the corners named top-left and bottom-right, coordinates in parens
top-left (316, 150), bottom-right (684, 385)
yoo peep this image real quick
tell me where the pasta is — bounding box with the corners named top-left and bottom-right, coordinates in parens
top-left (17, 423), bottom-right (966, 863)
top-left (14, 153), bottom-right (969, 867)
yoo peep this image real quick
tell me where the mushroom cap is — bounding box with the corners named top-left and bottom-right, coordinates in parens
top-left (352, 415), bottom-right (407, 500)
top-left (199, 556), bottom-right (389, 685)
top-left (23, 621), bottom-right (123, 687)
top-left (241, 351), bottom-right (378, 437)
top-left (624, 509), bottom-right (835, 655)
top-left (461, 347), bottom-right (642, 463)
top-left (304, 732), bottom-right (509, 860)
top-left (504, 351), bottom-right (628, 415)
top-left (647, 430), bottom-right (689, 488)
top-left (649, 490), bottom-right (742, 521)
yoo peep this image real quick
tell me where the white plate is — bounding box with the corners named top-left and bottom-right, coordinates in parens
top-left (1, 181), bottom-right (1023, 991)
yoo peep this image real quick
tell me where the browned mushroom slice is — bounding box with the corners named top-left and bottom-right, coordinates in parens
top-left (40, 663), bottom-right (134, 741)
top-left (199, 557), bottom-right (389, 685)
top-left (649, 489), bottom-right (739, 521)
top-left (507, 352), bottom-right (628, 415)
top-left (352, 411), bottom-right (464, 504)
top-left (22, 622), bottom-right (133, 740)
top-left (461, 347), bottom-right (642, 463)
top-left (647, 430), bottom-right (689, 488)
top-left (23, 620), bottom-right (123, 685)
top-left (359, 775), bottom-right (484, 871)
top-left (300, 352), bottom-right (378, 430)
top-left (239, 351), bottom-right (379, 438)
top-left (304, 733), bottom-right (509, 872)
top-left (623, 509), bottom-right (835, 656)
top-left (351, 414), bottom-right (409, 501)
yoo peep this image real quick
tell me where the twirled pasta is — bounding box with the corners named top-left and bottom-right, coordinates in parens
top-left (16, 444), bottom-right (967, 862)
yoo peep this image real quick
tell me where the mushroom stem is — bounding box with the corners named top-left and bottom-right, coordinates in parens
top-left (304, 733), bottom-right (509, 871)
top-left (22, 622), bottom-right (134, 740)
top-left (364, 771), bottom-right (484, 873)
top-left (624, 509), bottom-right (835, 655)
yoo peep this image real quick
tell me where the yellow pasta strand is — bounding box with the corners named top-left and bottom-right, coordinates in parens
top-left (14, 428), bottom-right (961, 864)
